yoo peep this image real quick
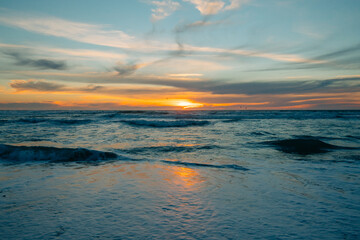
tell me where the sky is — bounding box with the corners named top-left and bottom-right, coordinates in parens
top-left (0, 0), bottom-right (359, 110)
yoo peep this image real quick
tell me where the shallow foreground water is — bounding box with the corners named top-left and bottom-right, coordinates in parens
top-left (0, 110), bottom-right (359, 239)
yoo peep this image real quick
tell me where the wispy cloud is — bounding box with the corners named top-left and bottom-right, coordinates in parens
top-left (0, 102), bottom-right (65, 110)
top-left (0, 11), bottom-right (325, 65)
top-left (0, 15), bottom-right (138, 49)
top-left (0, 42), bottom-right (127, 60)
top-left (10, 79), bottom-right (66, 91)
top-left (184, 0), bottom-right (225, 15)
top-left (174, 16), bottom-right (226, 34)
top-left (3, 49), bottom-right (68, 70)
top-left (168, 73), bottom-right (203, 77)
top-left (113, 62), bottom-right (143, 76)
top-left (203, 77), bottom-right (360, 95)
top-left (248, 43), bottom-right (360, 72)
top-left (315, 43), bottom-right (360, 61)
top-left (183, 0), bottom-right (249, 15)
top-left (9, 79), bottom-right (180, 95)
top-left (0, 12), bottom-right (174, 52)
top-left (151, 0), bottom-right (181, 21)
top-left (186, 45), bottom-right (326, 63)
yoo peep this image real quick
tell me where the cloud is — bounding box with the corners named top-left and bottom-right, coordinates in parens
top-left (5, 76), bottom-right (360, 110)
top-left (11, 68), bottom-right (359, 99)
top-left (184, 0), bottom-right (225, 15)
top-left (151, 0), bottom-right (180, 21)
top-left (183, 0), bottom-right (248, 15)
top-left (0, 13), bottom-right (320, 64)
top-left (186, 45), bottom-right (325, 63)
top-left (0, 101), bottom-right (134, 110)
top-left (315, 43), bottom-right (360, 61)
top-left (0, 102), bottom-right (64, 110)
top-left (0, 13), bottom-right (160, 51)
top-left (168, 73), bottom-right (203, 77)
top-left (203, 77), bottom-right (360, 95)
top-left (175, 16), bottom-right (226, 34)
top-left (248, 43), bottom-right (360, 72)
top-left (96, 75), bottom-right (360, 97)
top-left (113, 62), bottom-right (142, 76)
top-left (10, 79), bottom-right (66, 91)
top-left (0, 42), bottom-right (128, 61)
top-left (10, 79), bottom-right (106, 93)
top-left (9, 79), bottom-right (180, 95)
top-left (4, 50), bottom-right (68, 70)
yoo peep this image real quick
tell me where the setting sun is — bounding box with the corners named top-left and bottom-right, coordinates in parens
top-left (174, 100), bottom-right (204, 109)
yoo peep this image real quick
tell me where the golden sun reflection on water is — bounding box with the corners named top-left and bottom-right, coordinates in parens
top-left (161, 165), bottom-right (206, 188)
top-left (54, 162), bottom-right (207, 194)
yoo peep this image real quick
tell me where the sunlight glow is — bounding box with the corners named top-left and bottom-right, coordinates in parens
top-left (173, 100), bottom-right (204, 109)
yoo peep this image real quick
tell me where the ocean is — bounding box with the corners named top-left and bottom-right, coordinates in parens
top-left (0, 110), bottom-right (359, 239)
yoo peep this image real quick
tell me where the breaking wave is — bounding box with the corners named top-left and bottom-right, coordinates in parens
top-left (120, 120), bottom-right (210, 128)
top-left (0, 144), bottom-right (248, 172)
top-left (161, 160), bottom-right (249, 171)
top-left (0, 144), bottom-right (118, 163)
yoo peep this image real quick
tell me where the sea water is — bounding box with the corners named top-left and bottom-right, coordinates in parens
top-left (0, 110), bottom-right (359, 239)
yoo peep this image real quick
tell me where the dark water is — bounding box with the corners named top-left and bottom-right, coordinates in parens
top-left (0, 110), bottom-right (359, 239)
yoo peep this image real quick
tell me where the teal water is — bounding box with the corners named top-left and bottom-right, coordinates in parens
top-left (0, 110), bottom-right (359, 239)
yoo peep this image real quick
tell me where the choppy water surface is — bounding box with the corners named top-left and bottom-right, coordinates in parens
top-left (0, 110), bottom-right (359, 239)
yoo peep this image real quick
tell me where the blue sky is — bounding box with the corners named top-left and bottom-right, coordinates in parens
top-left (0, 0), bottom-right (359, 109)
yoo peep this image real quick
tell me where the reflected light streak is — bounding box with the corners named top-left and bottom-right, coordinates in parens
top-left (163, 165), bottom-right (205, 188)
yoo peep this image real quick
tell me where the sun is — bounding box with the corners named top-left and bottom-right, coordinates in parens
top-left (174, 100), bottom-right (204, 109)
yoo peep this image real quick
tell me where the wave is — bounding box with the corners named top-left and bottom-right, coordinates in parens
top-left (222, 118), bottom-right (242, 123)
top-left (118, 110), bottom-right (170, 115)
top-left (346, 135), bottom-right (360, 140)
top-left (266, 138), bottom-right (340, 155)
top-left (52, 119), bottom-right (92, 125)
top-left (0, 144), bottom-right (248, 172)
top-left (251, 131), bottom-right (274, 136)
top-left (161, 160), bottom-right (249, 171)
top-left (19, 118), bottom-right (47, 123)
top-left (17, 118), bottom-right (92, 125)
top-left (103, 111), bottom-right (170, 118)
top-left (0, 144), bottom-right (117, 163)
top-left (122, 145), bottom-right (220, 154)
top-left (120, 120), bottom-right (210, 128)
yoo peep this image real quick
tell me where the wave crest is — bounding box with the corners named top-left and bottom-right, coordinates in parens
top-left (0, 144), bottom-right (117, 163)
